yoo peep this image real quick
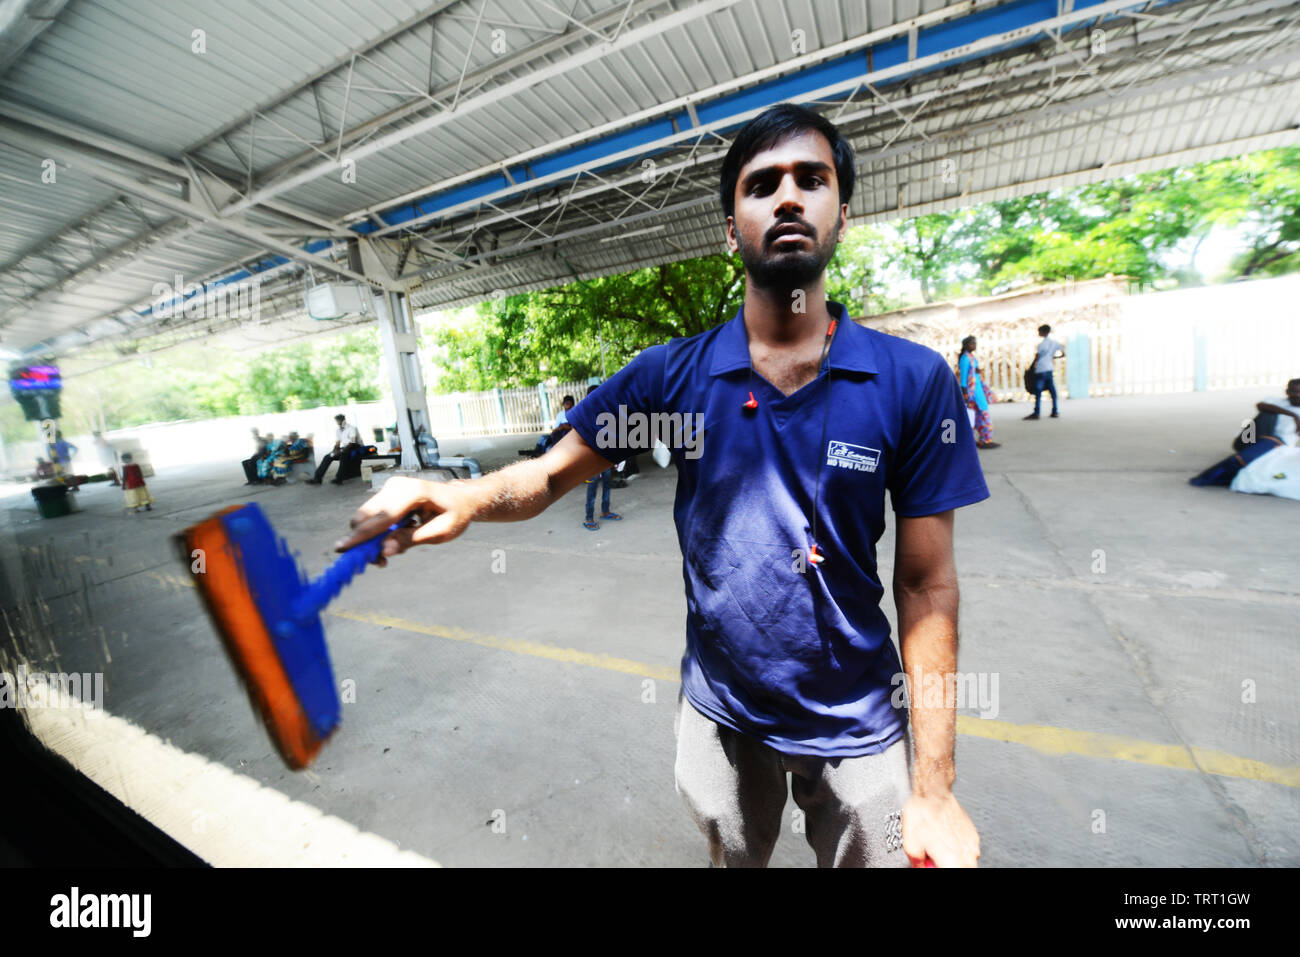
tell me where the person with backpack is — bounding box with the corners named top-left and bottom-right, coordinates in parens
top-left (1024, 324), bottom-right (1065, 420)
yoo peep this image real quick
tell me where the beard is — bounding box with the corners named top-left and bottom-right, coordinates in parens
top-left (736, 215), bottom-right (840, 292)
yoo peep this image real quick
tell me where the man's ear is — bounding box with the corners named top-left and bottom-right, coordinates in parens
top-left (724, 216), bottom-right (739, 254)
top-left (838, 205), bottom-right (849, 240)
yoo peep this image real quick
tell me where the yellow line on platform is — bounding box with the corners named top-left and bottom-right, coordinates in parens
top-left (329, 608), bottom-right (679, 682)
top-left (332, 608), bottom-right (1299, 789)
top-left (955, 717), bottom-right (1300, 789)
top-left (122, 567), bottom-right (1298, 790)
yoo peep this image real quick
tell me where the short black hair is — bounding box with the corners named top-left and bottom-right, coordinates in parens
top-left (1039, 324), bottom-right (1052, 336)
top-left (562, 394), bottom-right (575, 404)
top-left (718, 103), bottom-right (855, 221)
top-left (334, 414), bottom-right (345, 421)
top-left (1288, 377), bottom-right (1300, 389)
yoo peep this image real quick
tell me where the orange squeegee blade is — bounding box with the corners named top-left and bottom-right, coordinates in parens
top-left (185, 507), bottom-right (322, 769)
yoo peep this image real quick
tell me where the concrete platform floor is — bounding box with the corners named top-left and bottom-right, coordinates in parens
top-left (1, 387), bottom-right (1297, 867)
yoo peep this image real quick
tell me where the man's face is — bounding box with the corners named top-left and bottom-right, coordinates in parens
top-left (726, 130), bottom-right (848, 292)
top-left (1286, 382), bottom-right (1300, 405)
top-left (563, 399), bottom-right (574, 411)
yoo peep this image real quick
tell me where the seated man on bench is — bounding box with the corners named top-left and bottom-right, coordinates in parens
top-left (521, 394), bottom-right (575, 458)
top-left (306, 414), bottom-right (362, 485)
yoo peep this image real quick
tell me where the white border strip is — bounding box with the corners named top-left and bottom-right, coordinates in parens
top-left (19, 680), bottom-right (438, 868)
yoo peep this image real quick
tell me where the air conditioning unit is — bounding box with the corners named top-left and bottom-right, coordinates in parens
top-left (305, 282), bottom-right (373, 320)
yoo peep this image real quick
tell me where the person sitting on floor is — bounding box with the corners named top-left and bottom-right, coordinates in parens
top-left (1226, 380), bottom-right (1300, 501)
top-left (1190, 378), bottom-right (1300, 489)
top-left (1254, 380), bottom-right (1300, 449)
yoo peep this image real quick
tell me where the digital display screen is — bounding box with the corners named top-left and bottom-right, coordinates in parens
top-left (9, 365), bottom-right (61, 391)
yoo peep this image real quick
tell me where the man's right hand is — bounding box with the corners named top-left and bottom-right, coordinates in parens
top-left (333, 430), bottom-right (618, 567)
top-left (335, 476), bottom-right (476, 566)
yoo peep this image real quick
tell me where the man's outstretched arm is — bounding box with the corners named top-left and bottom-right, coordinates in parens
top-left (334, 429), bottom-right (615, 563)
top-left (893, 509), bottom-right (981, 868)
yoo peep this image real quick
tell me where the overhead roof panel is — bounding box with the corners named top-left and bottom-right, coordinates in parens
top-left (1, 0), bottom-right (1298, 360)
top-left (0, 0), bottom-right (442, 155)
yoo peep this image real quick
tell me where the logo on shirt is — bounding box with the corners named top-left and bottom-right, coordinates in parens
top-left (826, 439), bottom-right (881, 473)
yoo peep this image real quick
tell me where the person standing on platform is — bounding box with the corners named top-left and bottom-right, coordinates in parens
top-left (121, 453), bottom-right (154, 513)
top-left (958, 336), bottom-right (999, 449)
top-left (1024, 325), bottom-right (1065, 420)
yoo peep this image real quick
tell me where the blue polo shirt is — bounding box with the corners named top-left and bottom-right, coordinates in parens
top-left (565, 302), bottom-right (990, 757)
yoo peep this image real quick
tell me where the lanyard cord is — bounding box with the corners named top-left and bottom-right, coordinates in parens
top-left (745, 313), bottom-right (840, 566)
top-left (809, 317), bottom-right (838, 560)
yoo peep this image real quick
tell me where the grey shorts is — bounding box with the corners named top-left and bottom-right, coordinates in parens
top-left (673, 690), bottom-right (912, 867)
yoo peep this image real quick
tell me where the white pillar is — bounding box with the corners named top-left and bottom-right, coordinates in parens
top-left (372, 289), bottom-right (431, 471)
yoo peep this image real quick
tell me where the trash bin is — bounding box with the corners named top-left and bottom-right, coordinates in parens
top-left (31, 484), bottom-right (71, 519)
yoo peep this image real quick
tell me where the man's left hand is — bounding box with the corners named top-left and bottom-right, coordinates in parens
top-left (901, 790), bottom-right (980, 867)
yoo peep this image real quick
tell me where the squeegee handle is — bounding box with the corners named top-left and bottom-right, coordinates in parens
top-left (290, 522), bottom-right (403, 621)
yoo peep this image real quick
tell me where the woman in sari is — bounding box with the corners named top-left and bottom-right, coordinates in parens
top-left (256, 433), bottom-right (283, 482)
top-left (959, 336), bottom-right (1000, 449)
top-left (269, 432), bottom-right (311, 484)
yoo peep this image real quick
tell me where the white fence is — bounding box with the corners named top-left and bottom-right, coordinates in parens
top-left (425, 378), bottom-right (592, 438)
top-left (862, 274), bottom-right (1300, 400)
top-left (1102, 281), bottom-right (1300, 395)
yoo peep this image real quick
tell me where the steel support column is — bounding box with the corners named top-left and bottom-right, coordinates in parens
top-left (371, 288), bottom-right (432, 471)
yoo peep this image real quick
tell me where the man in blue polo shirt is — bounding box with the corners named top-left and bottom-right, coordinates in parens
top-left (339, 103), bottom-right (989, 868)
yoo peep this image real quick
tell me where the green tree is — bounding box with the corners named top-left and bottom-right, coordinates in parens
top-left (1201, 147), bottom-right (1300, 277)
top-left (825, 225), bottom-right (898, 315)
top-left (425, 254), bottom-right (747, 391)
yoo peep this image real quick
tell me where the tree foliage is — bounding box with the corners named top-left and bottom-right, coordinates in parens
top-left (425, 254), bottom-right (747, 391)
top-left (192, 328), bottom-right (383, 416)
top-left (3, 327), bottom-right (384, 445)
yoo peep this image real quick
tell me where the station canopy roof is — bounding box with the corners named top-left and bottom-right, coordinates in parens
top-left (1, 0), bottom-right (1298, 361)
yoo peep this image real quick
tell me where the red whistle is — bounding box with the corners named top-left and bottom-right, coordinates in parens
top-left (910, 855), bottom-right (937, 868)
top-left (743, 391), bottom-right (758, 410)
top-left (807, 543), bottom-right (824, 565)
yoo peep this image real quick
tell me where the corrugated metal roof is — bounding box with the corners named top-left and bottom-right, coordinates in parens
top-left (1, 0), bottom-right (1298, 358)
